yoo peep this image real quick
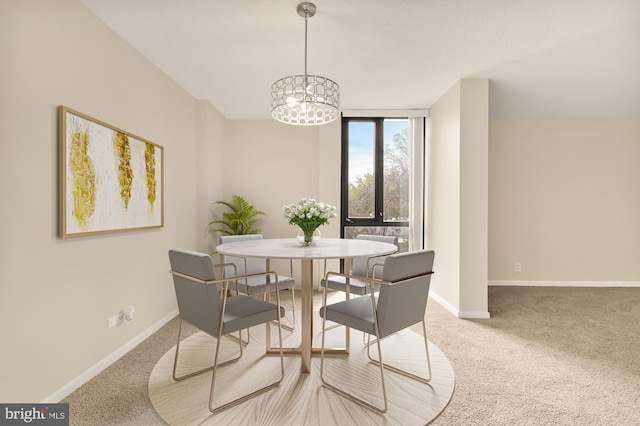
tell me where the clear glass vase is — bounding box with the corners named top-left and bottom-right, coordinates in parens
top-left (296, 228), bottom-right (321, 246)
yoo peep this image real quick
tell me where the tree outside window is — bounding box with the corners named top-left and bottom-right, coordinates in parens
top-left (342, 118), bottom-right (410, 252)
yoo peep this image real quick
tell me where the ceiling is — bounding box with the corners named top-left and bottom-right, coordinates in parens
top-left (80, 0), bottom-right (640, 120)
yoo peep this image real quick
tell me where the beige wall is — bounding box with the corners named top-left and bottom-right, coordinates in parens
top-left (459, 80), bottom-right (489, 314)
top-left (489, 118), bottom-right (640, 283)
top-left (0, 0), bottom-right (211, 402)
top-left (220, 121), bottom-right (320, 241)
top-left (196, 101), bottom-right (227, 254)
top-left (1, 0), bottom-right (345, 402)
top-left (426, 82), bottom-right (462, 311)
top-left (216, 120), bottom-right (342, 281)
top-left (426, 79), bottom-right (489, 317)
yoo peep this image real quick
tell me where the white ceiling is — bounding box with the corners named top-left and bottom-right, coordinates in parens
top-left (80, 0), bottom-right (640, 120)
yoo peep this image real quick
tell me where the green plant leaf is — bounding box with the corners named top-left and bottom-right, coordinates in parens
top-left (207, 194), bottom-right (266, 236)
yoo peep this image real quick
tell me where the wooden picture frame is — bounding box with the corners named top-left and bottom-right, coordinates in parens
top-left (58, 106), bottom-right (164, 238)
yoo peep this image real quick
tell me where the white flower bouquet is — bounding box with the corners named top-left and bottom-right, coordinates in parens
top-left (283, 198), bottom-right (337, 244)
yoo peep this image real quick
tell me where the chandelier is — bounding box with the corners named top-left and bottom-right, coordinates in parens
top-left (271, 2), bottom-right (340, 126)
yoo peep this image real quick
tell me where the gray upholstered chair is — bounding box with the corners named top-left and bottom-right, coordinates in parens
top-left (320, 234), bottom-right (398, 296)
top-left (319, 249), bottom-right (435, 413)
top-left (168, 248), bottom-right (285, 413)
top-left (219, 234), bottom-right (297, 330)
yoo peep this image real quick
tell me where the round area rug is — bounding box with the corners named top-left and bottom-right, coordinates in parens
top-left (149, 322), bottom-right (454, 425)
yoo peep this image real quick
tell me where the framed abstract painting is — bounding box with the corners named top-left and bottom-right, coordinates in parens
top-left (58, 106), bottom-right (164, 238)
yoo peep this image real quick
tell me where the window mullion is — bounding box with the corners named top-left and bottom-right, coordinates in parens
top-left (374, 118), bottom-right (384, 223)
top-left (340, 118), bottom-right (349, 236)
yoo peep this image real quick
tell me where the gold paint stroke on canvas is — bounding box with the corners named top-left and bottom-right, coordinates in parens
top-left (144, 143), bottom-right (157, 212)
top-left (70, 128), bottom-right (96, 229)
top-left (113, 131), bottom-right (133, 209)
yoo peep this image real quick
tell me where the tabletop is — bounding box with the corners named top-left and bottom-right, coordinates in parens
top-left (216, 237), bottom-right (397, 260)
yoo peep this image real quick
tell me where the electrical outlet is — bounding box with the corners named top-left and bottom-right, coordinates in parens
top-left (124, 306), bottom-right (135, 321)
top-left (107, 314), bottom-right (120, 328)
top-left (514, 262), bottom-right (522, 273)
top-left (107, 311), bottom-right (126, 328)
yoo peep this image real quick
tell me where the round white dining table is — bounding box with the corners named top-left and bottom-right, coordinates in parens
top-left (216, 237), bottom-right (398, 373)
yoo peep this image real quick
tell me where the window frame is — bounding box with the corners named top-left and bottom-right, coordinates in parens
top-left (340, 117), bottom-right (410, 237)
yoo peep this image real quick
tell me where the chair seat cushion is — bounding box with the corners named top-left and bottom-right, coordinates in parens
top-left (319, 296), bottom-right (376, 335)
top-left (320, 276), bottom-right (378, 296)
top-left (228, 275), bottom-right (296, 295)
top-left (223, 295), bottom-right (285, 334)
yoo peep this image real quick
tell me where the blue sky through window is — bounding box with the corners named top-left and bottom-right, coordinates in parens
top-left (348, 119), bottom-right (407, 184)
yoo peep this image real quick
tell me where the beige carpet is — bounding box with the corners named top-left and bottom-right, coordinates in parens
top-left (148, 320), bottom-right (454, 425)
top-left (64, 287), bottom-right (640, 425)
top-left (430, 286), bottom-right (640, 425)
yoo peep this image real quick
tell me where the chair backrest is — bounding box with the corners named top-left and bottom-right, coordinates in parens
top-left (168, 249), bottom-right (223, 337)
top-left (219, 234), bottom-right (266, 277)
top-left (375, 250), bottom-right (435, 338)
top-left (351, 234), bottom-right (398, 279)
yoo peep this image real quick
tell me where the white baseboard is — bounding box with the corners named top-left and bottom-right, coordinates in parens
top-left (429, 291), bottom-right (458, 316)
top-left (489, 280), bottom-right (640, 287)
top-left (42, 308), bottom-right (179, 403)
top-left (429, 291), bottom-right (491, 319)
top-left (458, 310), bottom-right (491, 319)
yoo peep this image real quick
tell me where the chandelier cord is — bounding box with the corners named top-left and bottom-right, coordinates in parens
top-left (304, 9), bottom-right (308, 97)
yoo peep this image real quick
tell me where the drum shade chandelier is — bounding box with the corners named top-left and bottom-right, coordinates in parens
top-left (271, 2), bottom-right (340, 126)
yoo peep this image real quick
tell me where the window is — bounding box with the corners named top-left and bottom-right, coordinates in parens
top-left (341, 117), bottom-right (414, 252)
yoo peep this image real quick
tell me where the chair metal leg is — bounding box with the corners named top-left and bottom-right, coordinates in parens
top-left (289, 259), bottom-right (297, 330)
top-left (289, 287), bottom-right (297, 329)
top-left (172, 318), bottom-right (243, 381)
top-left (319, 289), bottom-right (388, 413)
top-left (323, 288), bottom-right (352, 332)
top-left (366, 319), bottom-right (432, 384)
top-left (208, 306), bottom-right (285, 413)
top-left (225, 330), bottom-right (249, 346)
top-left (319, 306), bottom-right (431, 413)
top-left (268, 289), bottom-right (295, 331)
top-left (271, 290), bottom-right (295, 332)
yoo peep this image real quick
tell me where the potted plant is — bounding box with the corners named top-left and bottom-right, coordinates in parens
top-left (208, 195), bottom-right (266, 236)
